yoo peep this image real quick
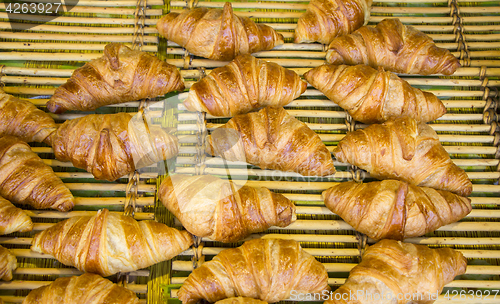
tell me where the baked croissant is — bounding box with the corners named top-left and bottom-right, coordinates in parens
top-left (333, 117), bottom-right (472, 196)
top-left (0, 136), bottom-right (75, 212)
top-left (178, 238), bottom-right (330, 304)
top-left (159, 174), bottom-right (296, 243)
top-left (326, 18), bottom-right (460, 75)
top-left (207, 106), bottom-right (336, 177)
top-left (52, 112), bottom-right (179, 181)
top-left (325, 239), bottom-right (467, 304)
top-left (322, 180), bottom-right (472, 240)
top-left (47, 43), bottom-right (185, 113)
top-left (157, 2), bottom-right (284, 61)
top-left (22, 273), bottom-right (139, 304)
top-left (216, 298), bottom-right (268, 304)
top-left (0, 89), bottom-right (57, 145)
top-left (183, 54), bottom-right (307, 116)
top-left (304, 64), bottom-right (446, 124)
top-left (30, 208), bottom-right (193, 277)
top-left (0, 196), bottom-right (33, 234)
top-left (294, 0), bottom-right (372, 44)
top-left (0, 245), bottom-right (17, 281)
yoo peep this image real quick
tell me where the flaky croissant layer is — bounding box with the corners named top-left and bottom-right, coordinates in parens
top-left (323, 180), bottom-right (472, 240)
top-left (327, 18), bottom-right (460, 75)
top-left (159, 174), bottom-right (296, 242)
top-left (53, 113), bottom-right (179, 181)
top-left (304, 64), bottom-right (446, 123)
top-left (0, 245), bottom-right (16, 281)
top-left (157, 2), bottom-right (284, 61)
top-left (31, 209), bottom-right (193, 277)
top-left (47, 43), bottom-right (185, 113)
top-left (184, 54), bottom-right (307, 116)
top-left (22, 273), bottom-right (140, 304)
top-left (0, 196), bottom-right (33, 235)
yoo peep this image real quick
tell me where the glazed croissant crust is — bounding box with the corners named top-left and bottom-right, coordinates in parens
top-left (0, 196), bottom-right (33, 235)
top-left (0, 136), bottom-right (75, 212)
top-left (304, 64), bottom-right (446, 124)
top-left (47, 43), bottom-right (185, 113)
top-left (322, 180), bottom-right (472, 240)
top-left (0, 89), bottom-right (57, 144)
top-left (22, 273), bottom-right (140, 304)
top-left (178, 238), bottom-right (330, 304)
top-left (327, 18), bottom-right (460, 75)
top-left (159, 174), bottom-right (296, 243)
top-left (183, 54), bottom-right (307, 116)
top-left (52, 112), bottom-right (179, 181)
top-left (0, 244), bottom-right (17, 281)
top-left (333, 117), bottom-right (472, 196)
top-left (30, 209), bottom-right (193, 277)
top-left (294, 0), bottom-right (372, 44)
top-left (207, 106), bottom-right (336, 177)
top-left (157, 2), bottom-right (284, 61)
top-left (325, 239), bottom-right (467, 304)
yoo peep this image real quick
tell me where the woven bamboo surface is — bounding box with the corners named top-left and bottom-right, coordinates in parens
top-left (0, 0), bottom-right (500, 303)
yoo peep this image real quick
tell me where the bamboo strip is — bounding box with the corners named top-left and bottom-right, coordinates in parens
top-left (0, 13), bottom-right (158, 25)
top-left (74, 197), bottom-right (154, 207)
top-left (24, 210), bottom-right (155, 220)
top-left (0, 32), bottom-right (158, 43)
top-left (0, 281), bottom-right (147, 293)
top-left (52, 171), bottom-right (159, 180)
top-left (8, 0), bottom-right (164, 6)
top-left (0, 3), bottom-right (163, 15)
top-left (1, 22), bottom-right (158, 34)
top-left (0, 42), bottom-right (158, 52)
top-left (0, 297), bottom-right (145, 304)
top-left (56, 183), bottom-right (156, 192)
top-left (13, 268), bottom-right (149, 277)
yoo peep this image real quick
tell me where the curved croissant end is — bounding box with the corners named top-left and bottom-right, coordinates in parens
top-left (47, 43), bottom-right (185, 113)
top-left (157, 2), bottom-right (284, 61)
top-left (0, 245), bottom-right (16, 281)
top-left (326, 18), bottom-right (460, 75)
top-left (0, 196), bottom-right (33, 235)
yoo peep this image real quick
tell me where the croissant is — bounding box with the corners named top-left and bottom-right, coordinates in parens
top-left (178, 238), bottom-right (330, 304)
top-left (0, 245), bottom-right (16, 281)
top-left (157, 2), bottom-right (284, 61)
top-left (333, 117), bottom-right (472, 196)
top-left (0, 89), bottom-right (57, 145)
top-left (52, 112), bottom-right (179, 181)
top-left (326, 18), bottom-right (460, 75)
top-left (304, 64), bottom-right (446, 124)
top-left (159, 174), bottom-right (296, 243)
top-left (22, 273), bottom-right (139, 304)
top-left (207, 106), bottom-right (336, 177)
top-left (325, 239), bottom-right (467, 304)
top-left (183, 54), bottom-right (307, 116)
top-left (294, 0), bottom-right (372, 44)
top-left (216, 298), bottom-right (268, 304)
top-left (322, 180), bottom-right (471, 240)
top-left (0, 136), bottom-right (75, 212)
top-left (0, 196), bottom-right (33, 234)
top-left (30, 208), bottom-right (193, 277)
top-left (46, 43), bottom-right (185, 113)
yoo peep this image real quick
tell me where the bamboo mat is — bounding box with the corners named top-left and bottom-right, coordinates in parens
top-left (0, 0), bottom-right (500, 303)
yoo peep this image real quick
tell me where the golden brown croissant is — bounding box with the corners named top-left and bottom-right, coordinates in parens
top-left (22, 273), bottom-right (139, 304)
top-left (294, 0), bottom-right (372, 44)
top-left (183, 54), bottom-right (307, 116)
top-left (47, 43), bottom-right (185, 113)
top-left (326, 18), bottom-right (460, 75)
top-left (322, 180), bottom-right (471, 240)
top-left (304, 64), bottom-right (446, 124)
top-left (52, 112), bottom-right (178, 181)
top-left (0, 89), bottom-right (57, 145)
top-left (157, 2), bottom-right (284, 61)
top-left (333, 117), bottom-right (472, 196)
top-left (0, 196), bottom-right (33, 234)
top-left (0, 245), bottom-right (16, 281)
top-left (0, 136), bottom-right (75, 212)
top-left (216, 298), bottom-right (268, 304)
top-left (178, 238), bottom-right (330, 304)
top-left (325, 239), bottom-right (467, 304)
top-left (30, 208), bottom-right (193, 277)
top-left (159, 174), bottom-right (296, 243)
top-left (207, 106), bottom-right (336, 177)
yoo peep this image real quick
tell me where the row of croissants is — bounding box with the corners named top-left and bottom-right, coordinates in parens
top-left (0, 0), bottom-right (471, 303)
